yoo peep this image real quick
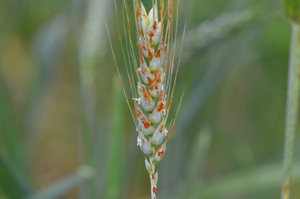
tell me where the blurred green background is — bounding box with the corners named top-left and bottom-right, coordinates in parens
top-left (0, 0), bottom-right (299, 198)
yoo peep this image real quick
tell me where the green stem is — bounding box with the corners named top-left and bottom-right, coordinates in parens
top-left (281, 24), bottom-right (300, 199)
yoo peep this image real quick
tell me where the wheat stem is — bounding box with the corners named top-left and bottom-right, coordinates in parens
top-left (150, 166), bottom-right (157, 199)
top-left (281, 24), bottom-right (300, 199)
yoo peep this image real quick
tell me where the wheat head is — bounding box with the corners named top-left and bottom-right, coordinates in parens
top-left (106, 0), bottom-right (185, 198)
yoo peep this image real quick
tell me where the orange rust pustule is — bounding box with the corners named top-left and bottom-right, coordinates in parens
top-left (148, 48), bottom-right (153, 58)
top-left (154, 48), bottom-right (161, 57)
top-left (140, 55), bottom-right (144, 64)
top-left (142, 85), bottom-right (151, 102)
top-left (152, 174), bottom-right (155, 179)
top-left (169, 1), bottom-right (173, 14)
top-left (157, 102), bottom-right (164, 112)
top-left (153, 187), bottom-right (157, 195)
top-left (149, 83), bottom-right (154, 91)
top-left (135, 107), bottom-right (142, 117)
top-left (136, 105), bottom-right (151, 129)
top-left (137, 41), bottom-right (144, 62)
top-left (142, 119), bottom-right (151, 129)
top-left (156, 76), bottom-right (161, 82)
top-left (148, 31), bottom-right (154, 37)
top-left (159, 92), bottom-right (163, 101)
top-left (164, 61), bottom-right (168, 68)
top-left (148, 31), bottom-right (154, 43)
top-left (154, 69), bottom-right (161, 83)
top-left (141, 27), bottom-right (145, 37)
top-left (158, 149), bottom-right (164, 157)
top-left (147, 76), bottom-right (153, 85)
top-left (153, 21), bottom-right (157, 30)
top-left (136, 7), bottom-right (139, 18)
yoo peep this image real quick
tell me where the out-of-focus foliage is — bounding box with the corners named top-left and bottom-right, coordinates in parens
top-left (284, 0), bottom-right (300, 24)
top-left (0, 0), bottom-right (299, 198)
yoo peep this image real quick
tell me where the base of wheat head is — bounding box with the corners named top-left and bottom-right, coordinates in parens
top-left (106, 0), bottom-right (185, 198)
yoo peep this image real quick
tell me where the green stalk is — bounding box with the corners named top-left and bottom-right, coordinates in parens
top-left (281, 24), bottom-right (300, 199)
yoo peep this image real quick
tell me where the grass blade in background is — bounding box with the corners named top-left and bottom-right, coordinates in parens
top-left (281, 1), bottom-right (300, 198)
top-left (25, 166), bottom-right (94, 199)
top-left (102, 76), bottom-right (124, 199)
top-left (0, 72), bottom-right (22, 169)
top-left (188, 162), bottom-right (300, 199)
top-left (185, 127), bottom-right (212, 182)
top-left (26, 11), bottom-right (71, 169)
top-left (74, 0), bottom-right (111, 197)
top-left (0, 153), bottom-right (31, 199)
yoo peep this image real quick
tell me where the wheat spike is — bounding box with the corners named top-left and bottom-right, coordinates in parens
top-left (107, 0), bottom-right (185, 198)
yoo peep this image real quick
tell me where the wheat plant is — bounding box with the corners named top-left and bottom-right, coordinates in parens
top-left (106, 0), bottom-right (185, 198)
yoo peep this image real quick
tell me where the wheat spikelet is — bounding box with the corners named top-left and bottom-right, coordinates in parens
top-left (106, 0), bottom-right (185, 198)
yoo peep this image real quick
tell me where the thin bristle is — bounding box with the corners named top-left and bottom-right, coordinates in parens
top-left (123, 0), bottom-right (143, 88)
top-left (114, 0), bottom-right (137, 99)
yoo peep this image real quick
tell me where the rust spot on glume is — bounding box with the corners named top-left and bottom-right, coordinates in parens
top-left (147, 76), bottom-right (153, 84)
top-left (152, 174), bottom-right (155, 179)
top-left (136, 7), bottom-right (139, 18)
top-left (157, 102), bottom-right (164, 111)
top-left (153, 186), bottom-right (157, 195)
top-left (158, 149), bottom-right (164, 157)
top-left (153, 21), bottom-right (157, 30)
top-left (148, 31), bottom-right (154, 38)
